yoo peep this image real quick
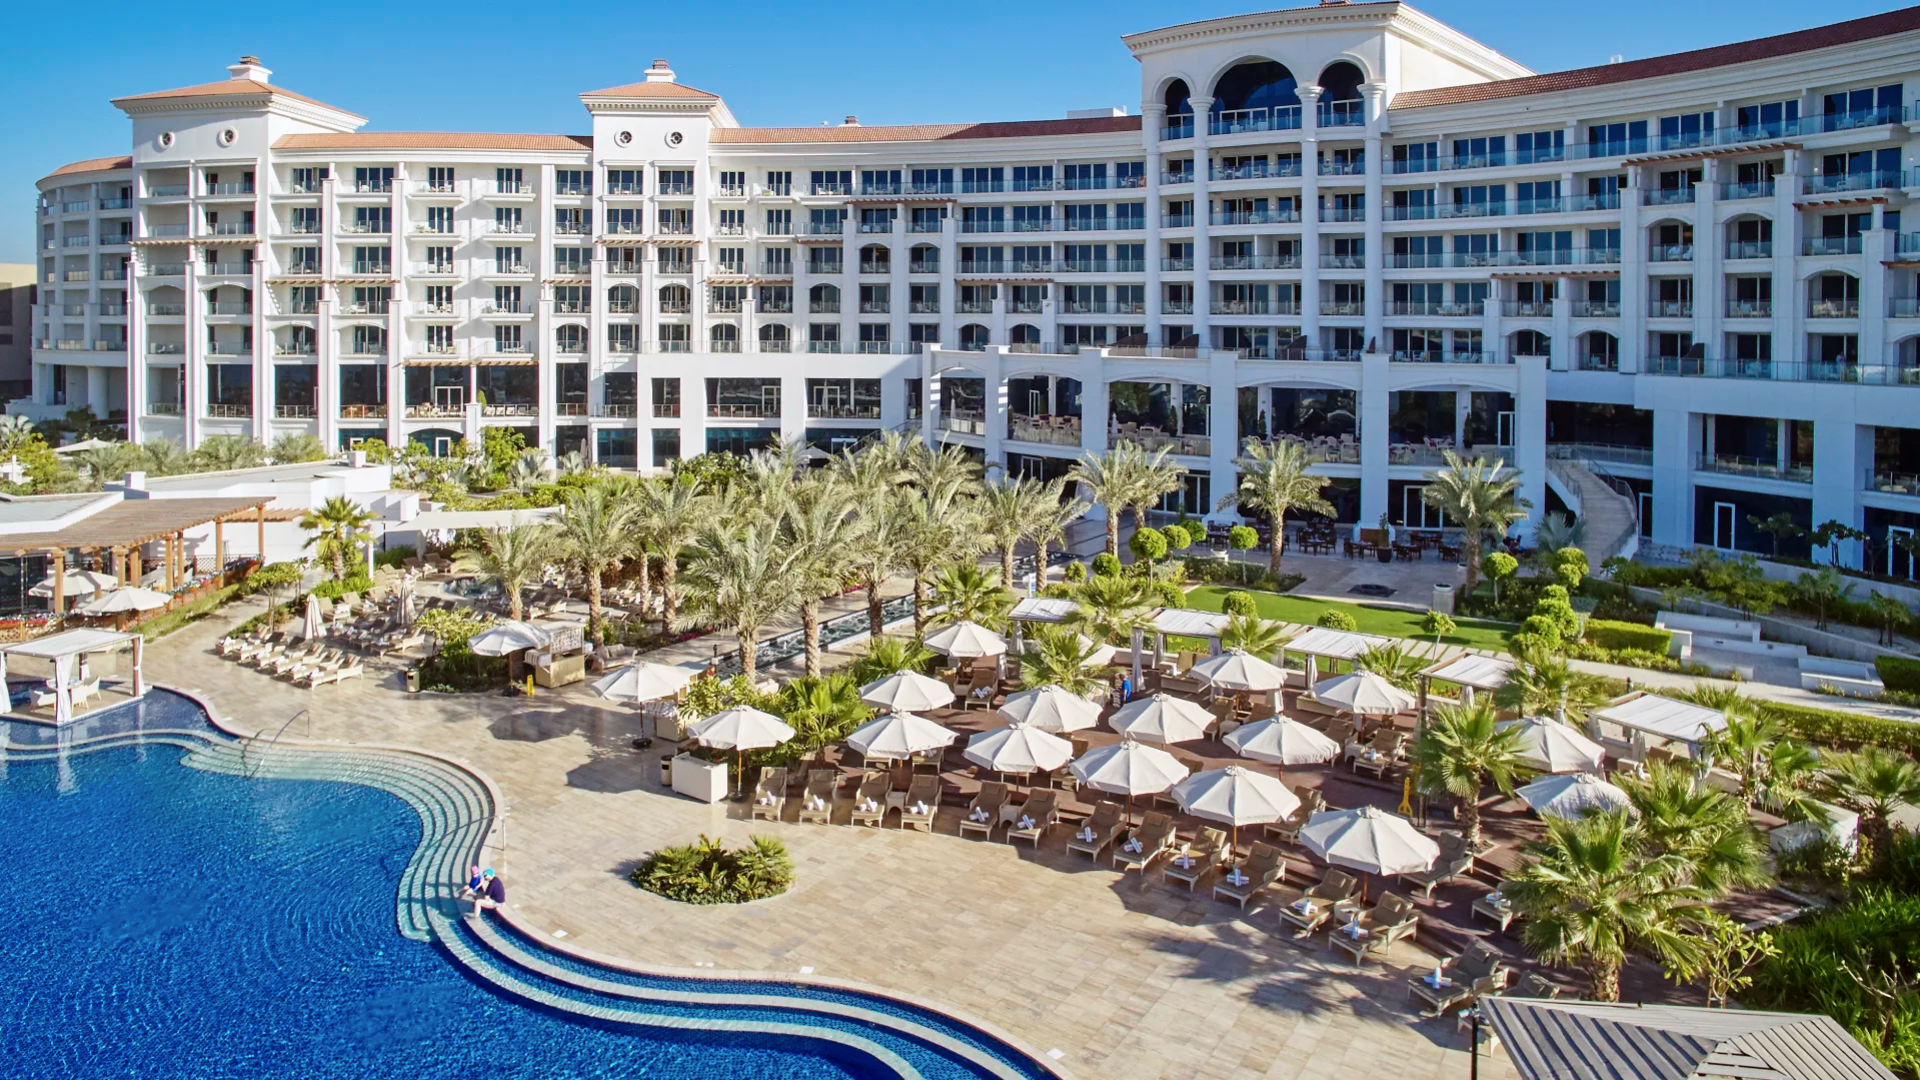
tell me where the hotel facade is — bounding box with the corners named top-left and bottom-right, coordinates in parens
top-left (27, 3), bottom-right (1920, 570)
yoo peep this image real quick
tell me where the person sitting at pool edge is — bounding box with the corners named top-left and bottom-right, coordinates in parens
top-left (465, 868), bottom-right (505, 918)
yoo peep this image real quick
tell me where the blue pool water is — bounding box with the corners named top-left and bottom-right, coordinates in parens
top-left (0, 742), bottom-right (885, 1080)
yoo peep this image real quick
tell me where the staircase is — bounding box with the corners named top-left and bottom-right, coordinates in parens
top-left (1546, 455), bottom-right (1640, 563)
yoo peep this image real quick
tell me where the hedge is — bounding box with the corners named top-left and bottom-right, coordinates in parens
top-left (1584, 619), bottom-right (1673, 655)
top-left (1875, 655), bottom-right (1920, 695)
top-left (1755, 699), bottom-right (1920, 755)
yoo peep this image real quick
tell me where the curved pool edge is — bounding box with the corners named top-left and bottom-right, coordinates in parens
top-left (168, 684), bottom-right (1076, 1080)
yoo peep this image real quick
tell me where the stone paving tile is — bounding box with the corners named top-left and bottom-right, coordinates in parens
top-left (147, 599), bottom-right (1519, 1080)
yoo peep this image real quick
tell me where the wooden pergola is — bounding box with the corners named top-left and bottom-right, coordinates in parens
top-left (0, 497), bottom-right (273, 611)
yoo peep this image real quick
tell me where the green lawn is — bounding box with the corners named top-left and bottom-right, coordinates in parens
top-left (1184, 585), bottom-right (1516, 653)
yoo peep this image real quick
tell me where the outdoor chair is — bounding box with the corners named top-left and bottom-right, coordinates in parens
top-left (1278, 869), bottom-right (1361, 937)
top-left (848, 771), bottom-right (891, 828)
top-left (1265, 801), bottom-right (1317, 845)
top-left (959, 781), bottom-right (1010, 838)
top-left (1004, 790), bottom-right (1059, 846)
top-left (797, 769), bottom-right (838, 824)
top-left (1162, 828), bottom-right (1231, 890)
top-left (1407, 940), bottom-right (1510, 1016)
top-left (899, 775), bottom-right (942, 832)
top-left (750, 767), bottom-right (789, 822)
top-left (1065, 801), bottom-right (1126, 859)
top-left (1211, 843), bottom-right (1285, 907)
top-left (1112, 812), bottom-right (1176, 872)
top-left (1328, 893), bottom-right (1418, 965)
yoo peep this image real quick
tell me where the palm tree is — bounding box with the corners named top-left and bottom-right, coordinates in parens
top-left (1619, 762), bottom-right (1772, 897)
top-left (777, 673), bottom-right (872, 754)
top-left (1218, 613), bottom-right (1290, 660)
top-left (1494, 646), bottom-right (1612, 724)
top-left (1420, 450), bottom-right (1530, 594)
top-left (928, 561), bottom-right (1014, 628)
top-left (72, 442), bottom-right (147, 484)
top-left (979, 476), bottom-right (1053, 587)
top-left (1412, 701), bottom-right (1530, 849)
top-left (634, 472), bottom-right (711, 635)
top-left (268, 433), bottom-right (329, 465)
top-left (474, 522), bottom-right (559, 621)
top-left (557, 485), bottom-right (636, 643)
top-left (1068, 573), bottom-right (1157, 645)
top-left (1698, 712), bottom-right (1819, 815)
top-left (1214, 438), bottom-right (1335, 573)
top-left (1070, 441), bottom-right (1152, 557)
top-left (781, 479), bottom-right (867, 678)
top-left (1024, 479), bottom-right (1088, 585)
top-left (849, 635), bottom-right (937, 685)
top-left (1504, 811), bottom-right (1711, 1002)
top-left (1531, 512), bottom-right (1588, 564)
top-left (507, 449), bottom-right (550, 493)
top-left (191, 434), bottom-right (267, 473)
top-left (896, 477), bottom-right (981, 637)
top-left (1019, 625), bottom-right (1103, 696)
top-left (1353, 643), bottom-right (1423, 691)
top-left (297, 496), bottom-right (376, 580)
top-left (1123, 442), bottom-right (1187, 532)
top-left (140, 438), bottom-right (190, 476)
top-left (1820, 747), bottom-right (1920, 875)
top-left (681, 518), bottom-right (798, 683)
top-left (905, 441), bottom-right (982, 496)
top-left (849, 488), bottom-right (913, 639)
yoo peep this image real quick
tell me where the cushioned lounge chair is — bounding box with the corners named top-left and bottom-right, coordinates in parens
top-left (1162, 828), bottom-right (1230, 890)
top-left (958, 781), bottom-right (1010, 839)
top-left (1064, 801), bottom-right (1125, 859)
top-left (1111, 812), bottom-right (1176, 872)
top-left (899, 774), bottom-right (941, 832)
top-left (797, 769), bottom-right (838, 824)
top-left (1278, 869), bottom-right (1360, 936)
top-left (750, 767), bottom-right (789, 822)
top-left (1328, 892), bottom-right (1418, 964)
top-left (1211, 843), bottom-right (1285, 907)
top-left (1004, 790), bottom-right (1058, 846)
top-left (848, 771), bottom-right (892, 827)
top-left (1407, 941), bottom-right (1510, 1016)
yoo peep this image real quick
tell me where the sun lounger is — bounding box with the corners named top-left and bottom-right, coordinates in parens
top-left (268, 645), bottom-right (322, 676)
top-left (1163, 828), bottom-right (1231, 890)
top-left (1328, 893), bottom-right (1418, 965)
top-left (217, 630), bottom-right (264, 656)
top-left (1065, 801), bottom-right (1125, 859)
top-left (1351, 731), bottom-right (1406, 778)
top-left (302, 659), bottom-right (364, 688)
top-left (1004, 790), bottom-right (1058, 846)
top-left (849, 772), bottom-right (891, 827)
top-left (233, 633), bottom-right (284, 662)
top-left (287, 649), bottom-right (343, 681)
top-left (750, 767), bottom-right (789, 822)
top-left (1278, 869), bottom-right (1361, 936)
top-left (797, 769), bottom-right (838, 824)
top-left (959, 781), bottom-right (1010, 838)
top-left (1112, 812), bottom-right (1176, 872)
top-left (899, 775), bottom-right (941, 831)
top-left (1399, 852), bottom-right (1476, 899)
top-left (1212, 843), bottom-right (1286, 907)
top-left (1407, 940), bottom-right (1510, 1016)
top-left (1265, 795), bottom-right (1321, 844)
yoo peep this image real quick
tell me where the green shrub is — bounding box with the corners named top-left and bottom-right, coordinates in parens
top-left (1038, 583), bottom-right (1076, 600)
top-left (1317, 610), bottom-right (1358, 631)
top-left (1153, 580), bottom-right (1186, 607)
top-left (1063, 560), bottom-right (1087, 583)
top-left (1876, 655), bottom-right (1920, 695)
top-left (1128, 527), bottom-right (1168, 565)
top-left (1227, 525), bottom-right (1258, 552)
top-left (1553, 547), bottom-right (1589, 591)
top-left (238, 561), bottom-right (302, 597)
top-left (629, 834), bottom-right (794, 905)
top-left (1748, 889), bottom-right (1920, 1077)
top-left (1161, 522), bottom-right (1196, 551)
top-left (374, 545), bottom-right (415, 569)
top-left (1421, 611), bottom-right (1456, 639)
top-left (1091, 552), bottom-right (1121, 578)
top-left (1755, 700), bottom-right (1920, 755)
top-left (310, 574), bottom-right (373, 601)
top-left (1585, 619), bottom-right (1674, 655)
top-left (1221, 591), bottom-right (1258, 617)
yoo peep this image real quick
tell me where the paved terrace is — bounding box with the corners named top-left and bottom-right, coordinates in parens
top-left (153, 600), bottom-right (1518, 1080)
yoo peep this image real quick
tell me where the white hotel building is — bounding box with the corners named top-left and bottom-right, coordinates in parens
top-left (26, 3), bottom-right (1920, 570)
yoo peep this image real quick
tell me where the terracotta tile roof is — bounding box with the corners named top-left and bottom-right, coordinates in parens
top-left (110, 79), bottom-right (363, 119)
top-left (43, 155), bottom-right (133, 181)
top-left (579, 80), bottom-right (722, 101)
top-left (273, 132), bottom-right (593, 152)
top-left (712, 115), bottom-right (1142, 145)
top-left (1394, 6), bottom-right (1920, 109)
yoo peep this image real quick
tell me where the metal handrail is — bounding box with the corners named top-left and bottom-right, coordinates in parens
top-left (241, 708), bottom-right (310, 778)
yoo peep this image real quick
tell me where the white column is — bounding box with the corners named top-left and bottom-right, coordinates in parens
top-left (1618, 165), bottom-right (1645, 372)
top-left (1362, 83), bottom-right (1387, 353)
top-left (1514, 356), bottom-right (1549, 539)
top-left (1143, 104), bottom-right (1166, 345)
top-left (1811, 419), bottom-right (1868, 568)
top-left (1693, 158), bottom-right (1722, 354)
top-left (1189, 96), bottom-right (1214, 347)
top-left (1650, 406), bottom-right (1696, 547)
top-left (1358, 346), bottom-right (1390, 525)
top-left (1206, 348), bottom-right (1238, 522)
top-left (1771, 149), bottom-right (1801, 372)
top-left (984, 347), bottom-right (1007, 470)
top-left (1298, 86), bottom-right (1324, 351)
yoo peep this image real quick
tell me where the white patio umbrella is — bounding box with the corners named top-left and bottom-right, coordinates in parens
top-left (1190, 649), bottom-right (1287, 692)
top-left (1498, 716), bottom-right (1607, 775)
top-left (1308, 670), bottom-right (1416, 716)
top-left (859, 670), bottom-right (955, 713)
top-left (1224, 716), bottom-right (1342, 767)
top-left (1517, 772), bottom-right (1636, 820)
top-left (964, 722), bottom-right (1074, 778)
top-left (1109, 692), bottom-right (1215, 744)
top-left (591, 661), bottom-right (697, 704)
top-left (923, 620), bottom-right (1007, 658)
top-left (997, 684), bottom-right (1103, 733)
top-left (301, 593), bottom-right (325, 640)
top-left (1071, 737), bottom-right (1191, 820)
top-left (468, 619), bottom-right (552, 656)
top-left (688, 704), bottom-right (797, 797)
top-left (1172, 765), bottom-right (1302, 849)
top-left (29, 568), bottom-right (117, 599)
top-left (75, 586), bottom-right (171, 616)
top-left (845, 711), bottom-right (956, 761)
top-left (1298, 805), bottom-right (1440, 898)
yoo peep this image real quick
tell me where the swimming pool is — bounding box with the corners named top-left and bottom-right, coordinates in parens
top-left (0, 692), bottom-right (1056, 1080)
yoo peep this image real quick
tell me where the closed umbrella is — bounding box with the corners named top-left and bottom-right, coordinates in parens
top-left (688, 705), bottom-right (797, 798)
top-left (1308, 671), bottom-right (1416, 716)
top-left (963, 722), bottom-right (1074, 778)
top-left (845, 712), bottom-right (956, 761)
top-left (1172, 765), bottom-right (1302, 849)
top-left (468, 620), bottom-right (552, 656)
top-left (1224, 716), bottom-right (1342, 767)
top-left (397, 583), bottom-right (417, 626)
top-left (301, 593), bottom-right (325, 640)
top-left (1517, 772), bottom-right (1635, 820)
top-left (75, 586), bottom-right (171, 616)
top-left (923, 620), bottom-right (1007, 658)
top-left (997, 684), bottom-right (1103, 733)
top-left (1190, 649), bottom-right (1287, 692)
top-left (1109, 692), bottom-right (1215, 744)
top-left (1498, 716), bottom-right (1607, 775)
top-left (1071, 737), bottom-right (1190, 820)
top-left (859, 670), bottom-right (955, 713)
top-left (591, 661), bottom-right (697, 703)
top-left (1299, 805), bottom-right (1439, 898)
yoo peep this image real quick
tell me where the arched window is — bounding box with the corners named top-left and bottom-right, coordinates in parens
top-left (607, 284), bottom-right (638, 313)
top-left (1511, 329), bottom-right (1551, 359)
top-left (555, 324), bottom-right (587, 353)
top-left (809, 284), bottom-right (840, 313)
top-left (1009, 324), bottom-right (1041, 351)
top-left (959, 323), bottom-right (991, 351)
top-left (1163, 79), bottom-right (1192, 116)
top-left (910, 244), bottom-right (939, 272)
top-left (1211, 61), bottom-right (1298, 117)
top-left (758, 323), bottom-right (791, 352)
top-left (1810, 272), bottom-right (1861, 317)
top-left (658, 284), bottom-right (690, 314)
top-left (1318, 61), bottom-right (1364, 101)
top-left (710, 323), bottom-right (740, 353)
top-left (1580, 331), bottom-right (1619, 371)
top-left (860, 245), bottom-right (890, 273)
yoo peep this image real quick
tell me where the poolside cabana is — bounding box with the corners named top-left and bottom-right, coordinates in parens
top-left (1419, 653), bottom-right (1514, 711)
top-left (0, 496), bottom-right (271, 612)
top-left (1, 627), bottom-right (145, 725)
top-left (1280, 626), bottom-right (1394, 685)
top-left (1591, 692), bottom-right (1729, 762)
top-left (1126, 607), bottom-right (1233, 685)
top-left (1006, 597), bottom-right (1083, 653)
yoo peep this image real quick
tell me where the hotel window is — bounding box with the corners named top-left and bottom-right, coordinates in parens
top-left (426, 324), bottom-right (454, 352)
top-left (1586, 120), bottom-right (1648, 156)
top-left (716, 208), bottom-right (745, 235)
top-left (353, 246), bottom-right (390, 274)
top-left (1513, 129), bottom-right (1564, 164)
top-left (757, 284), bottom-right (792, 313)
top-left (908, 324), bottom-right (939, 346)
top-left (1114, 243), bottom-right (1144, 270)
top-left (1450, 136), bottom-right (1505, 167)
top-left (1115, 161), bottom-right (1145, 188)
top-left (718, 170), bottom-right (746, 195)
top-left (657, 169), bottom-right (693, 195)
top-left (1118, 202), bottom-right (1146, 230)
top-left (606, 169), bottom-right (641, 195)
top-left (495, 167), bottom-right (525, 193)
top-left (1114, 283), bottom-right (1144, 314)
top-left (910, 284), bottom-right (940, 313)
top-left (494, 285), bottom-right (524, 314)
top-left (1392, 141), bottom-right (1438, 172)
top-left (554, 208), bottom-right (591, 235)
top-left (607, 324), bottom-right (638, 351)
top-left (494, 206), bottom-right (523, 232)
top-left (658, 248), bottom-right (691, 273)
top-left (717, 247), bottom-right (744, 273)
top-left (423, 206), bottom-right (453, 234)
top-left (353, 167), bottom-right (393, 193)
top-left (658, 208), bottom-right (692, 234)
top-left (710, 284), bottom-right (745, 312)
top-left (424, 246), bottom-right (452, 273)
top-left (552, 285), bottom-right (588, 314)
top-left (1823, 84), bottom-right (1904, 127)
top-left (291, 206), bottom-right (322, 233)
top-left (425, 166), bottom-right (456, 192)
top-left (764, 170), bottom-right (791, 195)
top-left (1736, 100), bottom-right (1800, 137)
top-left (1452, 185), bottom-right (1504, 213)
top-left (763, 247), bottom-right (792, 275)
top-left (1013, 165), bottom-right (1054, 191)
top-left (554, 169), bottom-right (590, 195)
top-left (352, 325), bottom-right (387, 355)
top-left (1065, 204), bottom-right (1107, 231)
top-left (606, 208), bottom-right (640, 235)
top-left (1450, 234), bottom-right (1498, 265)
top-left (424, 285), bottom-right (453, 312)
top-left (910, 167), bottom-right (953, 193)
top-left (495, 325), bottom-right (524, 353)
top-left (1393, 189), bottom-right (1435, 219)
top-left (353, 207), bottom-right (390, 234)
top-left (494, 248), bottom-right (523, 273)
top-left (961, 166), bottom-right (1004, 193)
top-left (556, 324), bottom-right (587, 353)
top-left (1515, 181), bottom-right (1560, 213)
top-left (765, 208), bottom-right (792, 235)
top-left (290, 166), bottom-right (328, 193)
top-left (807, 246), bottom-right (843, 274)
top-left (860, 169), bottom-right (901, 194)
top-left (808, 170), bottom-right (851, 195)
top-left (1063, 163), bottom-right (1106, 190)
top-left (1657, 112), bottom-right (1715, 150)
top-left (606, 247), bottom-right (642, 274)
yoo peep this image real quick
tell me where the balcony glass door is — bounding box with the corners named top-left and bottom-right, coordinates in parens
top-left (1403, 486), bottom-right (1444, 529)
top-left (434, 385), bottom-right (465, 412)
top-left (1712, 502), bottom-right (1736, 550)
top-left (1889, 526), bottom-right (1915, 579)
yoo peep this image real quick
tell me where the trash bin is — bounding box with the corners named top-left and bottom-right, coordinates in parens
top-left (406, 667), bottom-right (421, 693)
top-left (659, 754), bottom-right (674, 787)
top-left (1431, 583), bottom-right (1455, 616)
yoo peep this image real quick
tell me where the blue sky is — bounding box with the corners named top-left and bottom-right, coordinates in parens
top-left (3, 0), bottom-right (1899, 262)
